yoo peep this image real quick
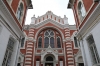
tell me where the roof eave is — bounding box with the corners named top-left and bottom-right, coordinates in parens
top-left (25, 0), bottom-right (33, 9)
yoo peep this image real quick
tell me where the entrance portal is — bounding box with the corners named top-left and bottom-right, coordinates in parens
top-left (45, 63), bottom-right (53, 66)
top-left (45, 56), bottom-right (53, 66)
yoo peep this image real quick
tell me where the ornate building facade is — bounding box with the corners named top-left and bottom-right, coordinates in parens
top-left (20, 11), bottom-right (79, 66)
top-left (68, 0), bottom-right (100, 66)
top-left (0, 0), bottom-right (32, 66)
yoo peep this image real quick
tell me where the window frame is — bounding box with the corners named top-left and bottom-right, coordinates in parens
top-left (38, 36), bottom-right (42, 48)
top-left (44, 30), bottom-right (54, 48)
top-left (57, 36), bottom-right (61, 48)
top-left (74, 37), bottom-right (78, 48)
top-left (37, 29), bottom-right (62, 48)
top-left (86, 35), bottom-right (100, 65)
top-left (16, 1), bottom-right (24, 24)
top-left (2, 37), bottom-right (15, 66)
top-left (77, 0), bottom-right (86, 22)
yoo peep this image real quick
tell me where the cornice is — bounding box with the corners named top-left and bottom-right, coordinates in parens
top-left (77, 3), bottom-right (100, 39)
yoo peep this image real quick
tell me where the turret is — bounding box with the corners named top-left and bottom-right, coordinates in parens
top-left (31, 15), bottom-right (36, 24)
top-left (63, 15), bottom-right (68, 24)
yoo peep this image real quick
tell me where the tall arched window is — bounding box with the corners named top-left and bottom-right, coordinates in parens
top-left (57, 37), bottom-right (61, 48)
top-left (17, 3), bottom-right (23, 21)
top-left (44, 37), bottom-right (49, 48)
top-left (38, 37), bottom-right (42, 48)
top-left (50, 37), bottom-right (54, 48)
top-left (37, 29), bottom-right (62, 48)
top-left (78, 1), bottom-right (86, 21)
top-left (44, 30), bottom-right (54, 48)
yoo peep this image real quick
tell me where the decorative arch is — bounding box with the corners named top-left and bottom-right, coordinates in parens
top-left (35, 26), bottom-right (64, 40)
top-left (36, 27), bottom-right (63, 48)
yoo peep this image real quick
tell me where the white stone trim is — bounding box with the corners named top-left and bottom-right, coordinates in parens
top-left (68, 62), bottom-right (74, 64)
top-left (26, 52), bottom-right (32, 54)
top-left (25, 65), bottom-right (31, 66)
top-left (25, 55), bottom-right (32, 57)
top-left (27, 42), bottom-right (33, 44)
top-left (68, 58), bottom-right (74, 60)
top-left (25, 62), bottom-right (31, 64)
top-left (29, 31), bottom-right (34, 34)
top-left (25, 58), bottom-right (32, 60)
top-left (67, 51), bottom-right (73, 54)
top-left (67, 54), bottom-right (73, 56)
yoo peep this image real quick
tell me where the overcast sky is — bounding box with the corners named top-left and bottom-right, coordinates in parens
top-left (25, 0), bottom-right (75, 25)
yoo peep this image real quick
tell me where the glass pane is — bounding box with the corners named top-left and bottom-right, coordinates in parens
top-left (50, 31), bottom-right (54, 36)
top-left (38, 37), bottom-right (42, 48)
top-left (8, 38), bottom-right (14, 50)
top-left (21, 38), bottom-right (25, 47)
top-left (2, 50), bottom-right (9, 66)
top-left (44, 37), bottom-right (49, 48)
top-left (6, 52), bottom-right (12, 66)
top-left (45, 31), bottom-right (49, 36)
top-left (57, 37), bottom-right (61, 48)
top-left (48, 30), bottom-right (51, 33)
top-left (87, 35), bottom-right (94, 45)
top-left (81, 6), bottom-right (86, 17)
top-left (93, 45), bottom-right (100, 63)
top-left (90, 47), bottom-right (96, 64)
top-left (74, 37), bottom-right (78, 47)
top-left (46, 56), bottom-right (53, 61)
top-left (50, 37), bottom-right (54, 48)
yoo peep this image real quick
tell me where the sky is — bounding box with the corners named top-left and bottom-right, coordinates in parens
top-left (25, 0), bottom-right (75, 25)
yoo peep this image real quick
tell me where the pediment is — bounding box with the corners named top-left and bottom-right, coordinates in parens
top-left (41, 45), bottom-right (58, 63)
top-left (30, 19), bottom-right (68, 29)
top-left (41, 45), bottom-right (58, 55)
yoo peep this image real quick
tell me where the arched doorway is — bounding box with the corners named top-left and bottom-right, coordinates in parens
top-left (45, 56), bottom-right (54, 66)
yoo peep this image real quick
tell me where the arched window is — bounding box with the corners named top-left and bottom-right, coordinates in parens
top-left (37, 29), bottom-right (62, 48)
top-left (78, 1), bottom-right (86, 21)
top-left (17, 3), bottom-right (23, 21)
top-left (44, 30), bottom-right (54, 48)
top-left (44, 37), bottom-right (49, 48)
top-left (21, 37), bottom-right (25, 47)
top-left (38, 37), bottom-right (42, 48)
top-left (57, 37), bottom-right (61, 48)
top-left (50, 37), bottom-right (54, 48)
